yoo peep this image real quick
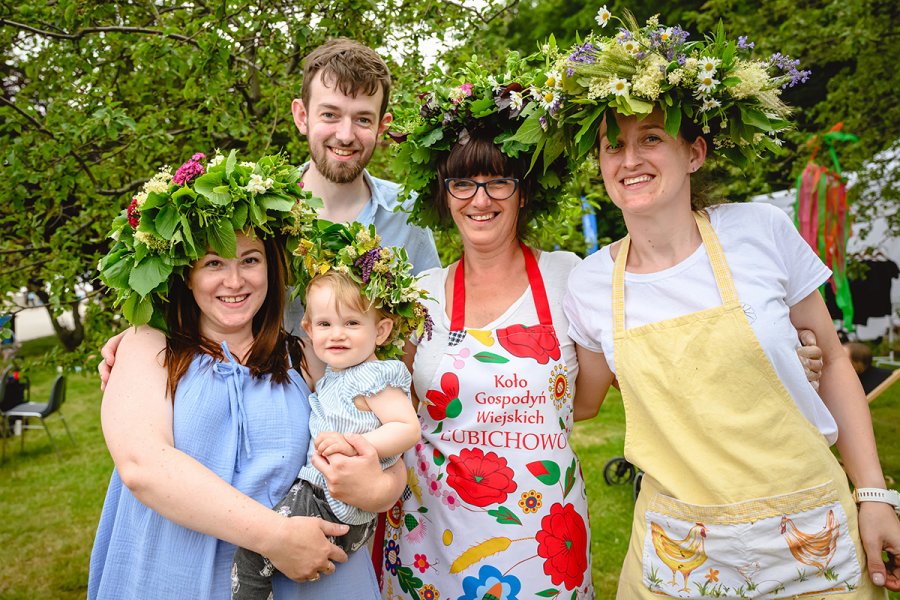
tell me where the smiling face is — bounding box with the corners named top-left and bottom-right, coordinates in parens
top-left (292, 72), bottom-right (392, 184)
top-left (188, 233), bottom-right (268, 343)
top-left (447, 173), bottom-right (523, 250)
top-left (302, 277), bottom-right (394, 371)
top-left (598, 109), bottom-right (706, 217)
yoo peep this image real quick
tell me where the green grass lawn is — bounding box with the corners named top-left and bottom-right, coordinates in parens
top-left (1, 337), bottom-right (898, 599)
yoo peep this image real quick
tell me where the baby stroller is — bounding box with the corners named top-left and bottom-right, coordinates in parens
top-left (603, 456), bottom-right (643, 502)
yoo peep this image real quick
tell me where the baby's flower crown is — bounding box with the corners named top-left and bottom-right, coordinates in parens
top-left (293, 220), bottom-right (433, 360)
top-left (99, 150), bottom-right (320, 331)
top-left (525, 8), bottom-right (809, 167)
top-left (390, 53), bottom-right (571, 230)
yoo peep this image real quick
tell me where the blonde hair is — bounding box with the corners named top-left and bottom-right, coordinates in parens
top-left (301, 270), bottom-right (397, 334)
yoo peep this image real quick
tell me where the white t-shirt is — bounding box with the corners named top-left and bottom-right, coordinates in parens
top-left (563, 202), bottom-right (838, 443)
top-left (412, 251), bottom-right (582, 399)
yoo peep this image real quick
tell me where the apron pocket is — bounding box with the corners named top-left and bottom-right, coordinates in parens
top-left (641, 482), bottom-right (861, 598)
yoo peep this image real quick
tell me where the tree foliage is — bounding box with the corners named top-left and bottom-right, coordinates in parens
top-left (0, 0), bottom-right (518, 359)
top-left (2, 0), bottom-right (898, 357)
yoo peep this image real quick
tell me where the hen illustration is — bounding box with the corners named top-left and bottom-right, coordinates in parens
top-left (651, 521), bottom-right (708, 592)
top-left (780, 509), bottom-right (839, 573)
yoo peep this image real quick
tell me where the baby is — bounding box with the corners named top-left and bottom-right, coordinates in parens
top-left (231, 223), bottom-right (429, 600)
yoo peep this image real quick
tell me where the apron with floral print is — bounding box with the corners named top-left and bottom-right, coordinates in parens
top-left (381, 244), bottom-right (593, 600)
top-left (615, 214), bottom-right (882, 599)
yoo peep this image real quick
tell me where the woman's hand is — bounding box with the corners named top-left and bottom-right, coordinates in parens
top-left (264, 516), bottom-right (348, 582)
top-left (858, 501), bottom-right (900, 590)
top-left (314, 433), bottom-right (406, 512)
top-left (97, 329), bottom-right (127, 391)
top-left (797, 329), bottom-right (823, 390)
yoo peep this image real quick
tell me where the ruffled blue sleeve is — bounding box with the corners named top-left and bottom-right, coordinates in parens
top-left (345, 360), bottom-right (412, 400)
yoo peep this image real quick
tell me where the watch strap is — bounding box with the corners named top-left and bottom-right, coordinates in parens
top-left (853, 487), bottom-right (900, 516)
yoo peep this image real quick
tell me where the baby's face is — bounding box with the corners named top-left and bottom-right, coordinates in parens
top-left (303, 284), bottom-right (389, 370)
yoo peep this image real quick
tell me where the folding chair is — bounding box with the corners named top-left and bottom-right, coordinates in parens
top-left (866, 368), bottom-right (900, 404)
top-left (4, 375), bottom-right (75, 457)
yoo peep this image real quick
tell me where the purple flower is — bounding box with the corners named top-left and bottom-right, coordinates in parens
top-left (617, 28), bottom-right (632, 42)
top-left (539, 115), bottom-right (548, 131)
top-left (354, 248), bottom-right (381, 283)
top-left (568, 41), bottom-right (597, 65)
top-left (737, 36), bottom-right (755, 50)
top-left (770, 52), bottom-right (811, 88)
top-left (423, 311), bottom-right (434, 340)
top-left (173, 155), bottom-right (206, 186)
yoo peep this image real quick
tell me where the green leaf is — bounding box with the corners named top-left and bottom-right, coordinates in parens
top-left (563, 458), bottom-right (576, 499)
top-left (225, 149), bottom-right (237, 178)
top-left (259, 194), bottom-right (294, 212)
top-left (395, 565), bottom-right (422, 594)
top-left (664, 104), bottom-right (682, 139)
top-left (739, 106), bottom-right (774, 132)
top-left (155, 204), bottom-right (179, 239)
top-left (404, 513), bottom-right (418, 532)
top-left (536, 590), bottom-right (560, 598)
top-left (433, 448), bottom-right (445, 465)
top-left (129, 255), bottom-right (171, 297)
top-left (432, 421), bottom-right (443, 434)
top-left (193, 172), bottom-right (230, 204)
top-left (487, 505), bottom-right (522, 525)
top-left (100, 250), bottom-right (132, 288)
top-left (122, 292), bottom-right (153, 326)
top-left (231, 202), bottom-right (249, 230)
top-left (509, 110), bottom-right (544, 145)
top-left (526, 460), bottom-right (561, 485)
top-left (469, 96), bottom-right (495, 116)
top-left (208, 219), bottom-right (236, 257)
top-left (605, 109), bottom-right (620, 145)
top-left (446, 398), bottom-right (462, 419)
top-left (419, 127), bottom-right (444, 148)
top-left (474, 351), bottom-right (509, 364)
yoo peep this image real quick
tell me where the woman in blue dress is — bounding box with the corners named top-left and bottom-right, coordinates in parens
top-left (90, 151), bottom-right (404, 599)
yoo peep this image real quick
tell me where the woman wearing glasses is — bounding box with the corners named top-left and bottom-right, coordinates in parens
top-left (378, 70), bottom-right (604, 599)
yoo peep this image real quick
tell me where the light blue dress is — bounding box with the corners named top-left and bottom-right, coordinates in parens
top-left (88, 344), bottom-right (380, 599)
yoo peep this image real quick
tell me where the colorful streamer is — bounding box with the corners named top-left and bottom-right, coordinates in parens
top-left (794, 124), bottom-right (859, 331)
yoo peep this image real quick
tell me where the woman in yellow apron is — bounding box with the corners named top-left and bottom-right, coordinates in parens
top-left (547, 11), bottom-right (899, 598)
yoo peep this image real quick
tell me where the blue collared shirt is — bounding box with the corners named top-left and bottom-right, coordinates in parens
top-left (285, 167), bottom-right (441, 335)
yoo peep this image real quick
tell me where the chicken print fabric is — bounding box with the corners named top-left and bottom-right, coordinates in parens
top-left (641, 498), bottom-right (861, 597)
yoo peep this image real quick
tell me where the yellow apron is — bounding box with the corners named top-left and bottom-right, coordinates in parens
top-left (614, 213), bottom-right (883, 598)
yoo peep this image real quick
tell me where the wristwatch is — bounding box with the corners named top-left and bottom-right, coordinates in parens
top-left (853, 488), bottom-right (900, 516)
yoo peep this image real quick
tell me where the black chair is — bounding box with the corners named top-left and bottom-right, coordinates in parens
top-left (4, 375), bottom-right (74, 457)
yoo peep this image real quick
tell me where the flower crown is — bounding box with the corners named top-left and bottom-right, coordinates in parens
top-left (524, 8), bottom-right (809, 167)
top-left (293, 220), bottom-right (433, 360)
top-left (390, 53), bottom-right (571, 230)
top-left (99, 150), bottom-right (320, 331)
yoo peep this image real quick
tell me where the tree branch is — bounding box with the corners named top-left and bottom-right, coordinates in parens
top-left (0, 97), bottom-right (99, 187)
top-left (0, 18), bottom-right (263, 72)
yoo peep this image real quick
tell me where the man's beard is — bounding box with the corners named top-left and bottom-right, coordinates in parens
top-left (309, 142), bottom-right (371, 184)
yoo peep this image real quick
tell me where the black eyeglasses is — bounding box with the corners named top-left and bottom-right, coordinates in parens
top-left (443, 178), bottom-right (520, 200)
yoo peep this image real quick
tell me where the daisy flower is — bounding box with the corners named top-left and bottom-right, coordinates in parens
top-left (595, 5), bottom-right (611, 27)
top-left (622, 39), bottom-right (640, 55)
top-left (700, 97), bottom-right (721, 112)
top-left (699, 57), bottom-right (720, 76)
top-left (509, 90), bottom-right (524, 111)
top-left (610, 78), bottom-right (631, 96)
top-left (540, 89), bottom-right (560, 110)
top-left (697, 75), bottom-right (719, 94)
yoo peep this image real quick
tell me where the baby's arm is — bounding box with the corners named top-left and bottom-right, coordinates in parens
top-left (357, 385), bottom-right (420, 459)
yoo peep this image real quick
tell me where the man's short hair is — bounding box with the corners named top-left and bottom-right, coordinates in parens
top-left (301, 38), bottom-right (391, 117)
top-left (845, 341), bottom-right (873, 369)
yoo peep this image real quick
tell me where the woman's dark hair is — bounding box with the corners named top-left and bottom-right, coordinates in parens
top-left (434, 131), bottom-right (537, 240)
top-left (163, 232), bottom-right (304, 398)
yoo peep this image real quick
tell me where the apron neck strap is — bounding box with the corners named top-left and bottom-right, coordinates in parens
top-left (612, 211), bottom-right (738, 335)
top-left (451, 242), bottom-right (553, 331)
